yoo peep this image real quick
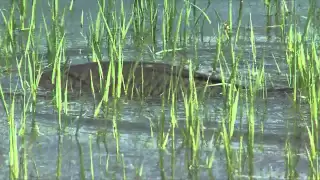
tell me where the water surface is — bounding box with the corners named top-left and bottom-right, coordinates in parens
top-left (0, 0), bottom-right (318, 179)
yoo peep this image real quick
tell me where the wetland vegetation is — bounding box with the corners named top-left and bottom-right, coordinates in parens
top-left (0, 0), bottom-right (319, 179)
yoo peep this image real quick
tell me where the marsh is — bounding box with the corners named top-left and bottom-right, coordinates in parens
top-left (0, 0), bottom-right (317, 179)
top-left (38, 61), bottom-right (234, 99)
top-left (38, 60), bottom-right (304, 101)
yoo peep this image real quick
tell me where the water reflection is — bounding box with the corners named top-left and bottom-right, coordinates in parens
top-left (0, 0), bottom-right (317, 179)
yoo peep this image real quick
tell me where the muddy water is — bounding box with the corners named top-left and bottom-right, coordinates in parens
top-left (0, 0), bottom-right (318, 179)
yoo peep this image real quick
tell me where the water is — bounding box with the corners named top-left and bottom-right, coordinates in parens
top-left (0, 0), bottom-right (318, 179)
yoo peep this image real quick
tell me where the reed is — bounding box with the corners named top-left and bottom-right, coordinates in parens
top-left (0, 0), bottom-right (319, 179)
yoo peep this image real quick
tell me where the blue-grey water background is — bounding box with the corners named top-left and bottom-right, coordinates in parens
top-left (0, 0), bottom-right (319, 179)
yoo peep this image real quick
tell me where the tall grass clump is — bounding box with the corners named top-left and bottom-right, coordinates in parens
top-left (162, 0), bottom-right (177, 54)
top-left (0, 82), bottom-right (19, 179)
top-left (280, 0), bottom-right (320, 177)
top-left (87, 0), bottom-right (105, 63)
top-left (90, 0), bottom-right (134, 162)
top-left (203, 1), bottom-right (244, 178)
top-left (287, 33), bottom-right (320, 179)
top-left (41, 1), bottom-right (74, 179)
top-left (0, 0), bottom-right (45, 179)
top-left (132, 0), bottom-right (147, 51)
top-left (289, 37), bottom-right (319, 179)
top-left (147, 0), bottom-right (158, 51)
top-left (42, 0), bottom-right (71, 132)
top-left (153, 1), bottom-right (216, 178)
top-left (182, 61), bottom-right (202, 178)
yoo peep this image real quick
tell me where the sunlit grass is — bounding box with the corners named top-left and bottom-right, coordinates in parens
top-left (0, 0), bottom-right (319, 179)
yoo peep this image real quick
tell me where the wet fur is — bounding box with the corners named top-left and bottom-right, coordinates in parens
top-left (38, 61), bottom-right (228, 98)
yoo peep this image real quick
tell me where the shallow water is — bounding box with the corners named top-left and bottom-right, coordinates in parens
top-left (0, 0), bottom-right (319, 179)
top-left (0, 88), bottom-right (314, 179)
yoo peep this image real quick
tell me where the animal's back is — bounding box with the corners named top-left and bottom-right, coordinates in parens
top-left (38, 61), bottom-right (223, 98)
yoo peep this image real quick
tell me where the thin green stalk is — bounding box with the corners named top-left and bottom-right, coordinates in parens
top-left (89, 135), bottom-right (94, 180)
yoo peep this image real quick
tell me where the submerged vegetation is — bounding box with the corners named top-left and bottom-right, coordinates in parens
top-left (0, 0), bottom-right (319, 179)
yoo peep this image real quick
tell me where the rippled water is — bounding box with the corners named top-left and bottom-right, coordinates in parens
top-left (0, 0), bottom-right (318, 179)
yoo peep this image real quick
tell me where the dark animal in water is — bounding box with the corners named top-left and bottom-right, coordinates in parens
top-left (38, 61), bottom-right (299, 99)
top-left (38, 61), bottom-right (231, 99)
